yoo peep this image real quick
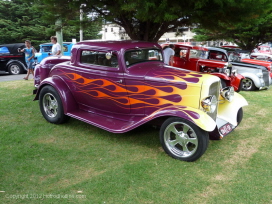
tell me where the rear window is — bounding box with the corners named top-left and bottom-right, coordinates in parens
top-left (0, 47), bottom-right (9, 53)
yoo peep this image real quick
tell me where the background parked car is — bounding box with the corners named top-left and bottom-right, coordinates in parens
top-left (250, 53), bottom-right (272, 61)
top-left (0, 43), bottom-right (27, 75)
top-left (162, 43), bottom-right (244, 92)
top-left (257, 45), bottom-right (272, 54)
top-left (207, 47), bottom-right (271, 91)
top-left (35, 42), bottom-right (74, 63)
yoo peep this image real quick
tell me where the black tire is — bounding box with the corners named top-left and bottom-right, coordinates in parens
top-left (39, 85), bottom-right (70, 124)
top-left (159, 117), bottom-right (209, 162)
top-left (8, 62), bottom-right (24, 75)
top-left (220, 79), bottom-right (227, 89)
top-left (237, 108), bottom-right (243, 125)
top-left (241, 78), bottom-right (257, 91)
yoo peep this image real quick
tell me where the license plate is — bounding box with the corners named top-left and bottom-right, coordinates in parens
top-left (219, 123), bottom-right (233, 136)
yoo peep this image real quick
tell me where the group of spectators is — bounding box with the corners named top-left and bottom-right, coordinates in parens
top-left (18, 36), bottom-right (61, 80)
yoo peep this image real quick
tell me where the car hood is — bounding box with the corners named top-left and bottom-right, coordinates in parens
top-left (127, 61), bottom-right (217, 86)
top-left (231, 61), bottom-right (267, 71)
top-left (138, 62), bottom-right (215, 86)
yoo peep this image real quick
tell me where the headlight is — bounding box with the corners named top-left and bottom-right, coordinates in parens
top-left (256, 72), bottom-right (263, 78)
top-left (220, 86), bottom-right (234, 102)
top-left (201, 95), bottom-right (217, 113)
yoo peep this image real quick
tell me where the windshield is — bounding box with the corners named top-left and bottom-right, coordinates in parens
top-left (124, 48), bottom-right (163, 66)
top-left (189, 49), bottom-right (208, 59)
top-left (228, 52), bottom-right (238, 61)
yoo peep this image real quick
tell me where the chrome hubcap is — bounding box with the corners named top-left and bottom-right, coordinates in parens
top-left (42, 93), bottom-right (58, 118)
top-left (242, 78), bottom-right (252, 90)
top-left (164, 122), bottom-right (198, 158)
top-left (10, 65), bottom-right (20, 74)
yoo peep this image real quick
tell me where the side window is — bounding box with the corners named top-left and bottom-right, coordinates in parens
top-left (80, 50), bottom-right (119, 68)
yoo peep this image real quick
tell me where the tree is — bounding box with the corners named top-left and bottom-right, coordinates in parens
top-left (0, 0), bottom-right (55, 46)
top-left (0, 0), bottom-right (102, 47)
top-left (34, 0), bottom-right (272, 42)
top-left (193, 10), bottom-right (272, 50)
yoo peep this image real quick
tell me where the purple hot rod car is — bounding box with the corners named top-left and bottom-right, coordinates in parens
top-left (33, 41), bottom-right (248, 162)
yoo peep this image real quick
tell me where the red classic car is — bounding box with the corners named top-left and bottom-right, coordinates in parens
top-left (33, 41), bottom-right (248, 162)
top-left (162, 43), bottom-right (244, 92)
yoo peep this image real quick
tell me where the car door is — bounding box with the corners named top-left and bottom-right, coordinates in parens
top-left (72, 50), bottom-right (130, 114)
top-left (173, 47), bottom-right (188, 68)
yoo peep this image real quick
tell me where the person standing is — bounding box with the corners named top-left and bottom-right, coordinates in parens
top-left (50, 36), bottom-right (62, 56)
top-left (163, 44), bottom-right (175, 65)
top-left (18, 40), bottom-right (35, 80)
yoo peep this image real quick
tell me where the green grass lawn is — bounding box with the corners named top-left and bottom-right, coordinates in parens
top-left (0, 80), bottom-right (271, 204)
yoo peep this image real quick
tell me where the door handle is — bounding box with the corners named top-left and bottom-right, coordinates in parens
top-left (116, 79), bottom-right (123, 83)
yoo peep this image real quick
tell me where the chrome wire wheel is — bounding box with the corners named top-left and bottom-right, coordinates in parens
top-left (164, 122), bottom-right (198, 158)
top-left (42, 93), bottom-right (58, 118)
top-left (9, 64), bottom-right (21, 74)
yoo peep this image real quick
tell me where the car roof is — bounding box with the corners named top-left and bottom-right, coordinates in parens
top-left (206, 46), bottom-right (228, 53)
top-left (161, 43), bottom-right (208, 51)
top-left (0, 43), bottom-right (25, 54)
top-left (75, 40), bottom-right (161, 51)
top-left (251, 53), bottom-right (272, 57)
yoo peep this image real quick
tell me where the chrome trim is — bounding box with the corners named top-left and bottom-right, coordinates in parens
top-left (220, 86), bottom-right (234, 102)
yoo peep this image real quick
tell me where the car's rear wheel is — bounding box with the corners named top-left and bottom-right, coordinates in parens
top-left (39, 85), bottom-right (70, 124)
top-left (241, 78), bottom-right (256, 91)
top-left (8, 63), bottom-right (24, 75)
top-left (160, 117), bottom-right (209, 162)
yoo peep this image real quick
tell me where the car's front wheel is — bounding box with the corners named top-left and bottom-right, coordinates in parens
top-left (237, 108), bottom-right (243, 125)
top-left (241, 78), bottom-right (256, 91)
top-left (39, 85), bottom-right (70, 124)
top-left (160, 117), bottom-right (209, 162)
top-left (8, 63), bottom-right (24, 75)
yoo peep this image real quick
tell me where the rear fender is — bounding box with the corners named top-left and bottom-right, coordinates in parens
top-left (33, 76), bottom-right (78, 114)
top-left (146, 105), bottom-right (216, 132)
top-left (7, 59), bottom-right (27, 71)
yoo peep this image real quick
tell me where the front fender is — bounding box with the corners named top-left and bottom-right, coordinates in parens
top-left (145, 105), bottom-right (216, 132)
top-left (239, 72), bottom-right (262, 88)
top-left (210, 73), bottom-right (230, 81)
top-left (217, 92), bottom-right (248, 126)
top-left (33, 76), bottom-right (78, 114)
